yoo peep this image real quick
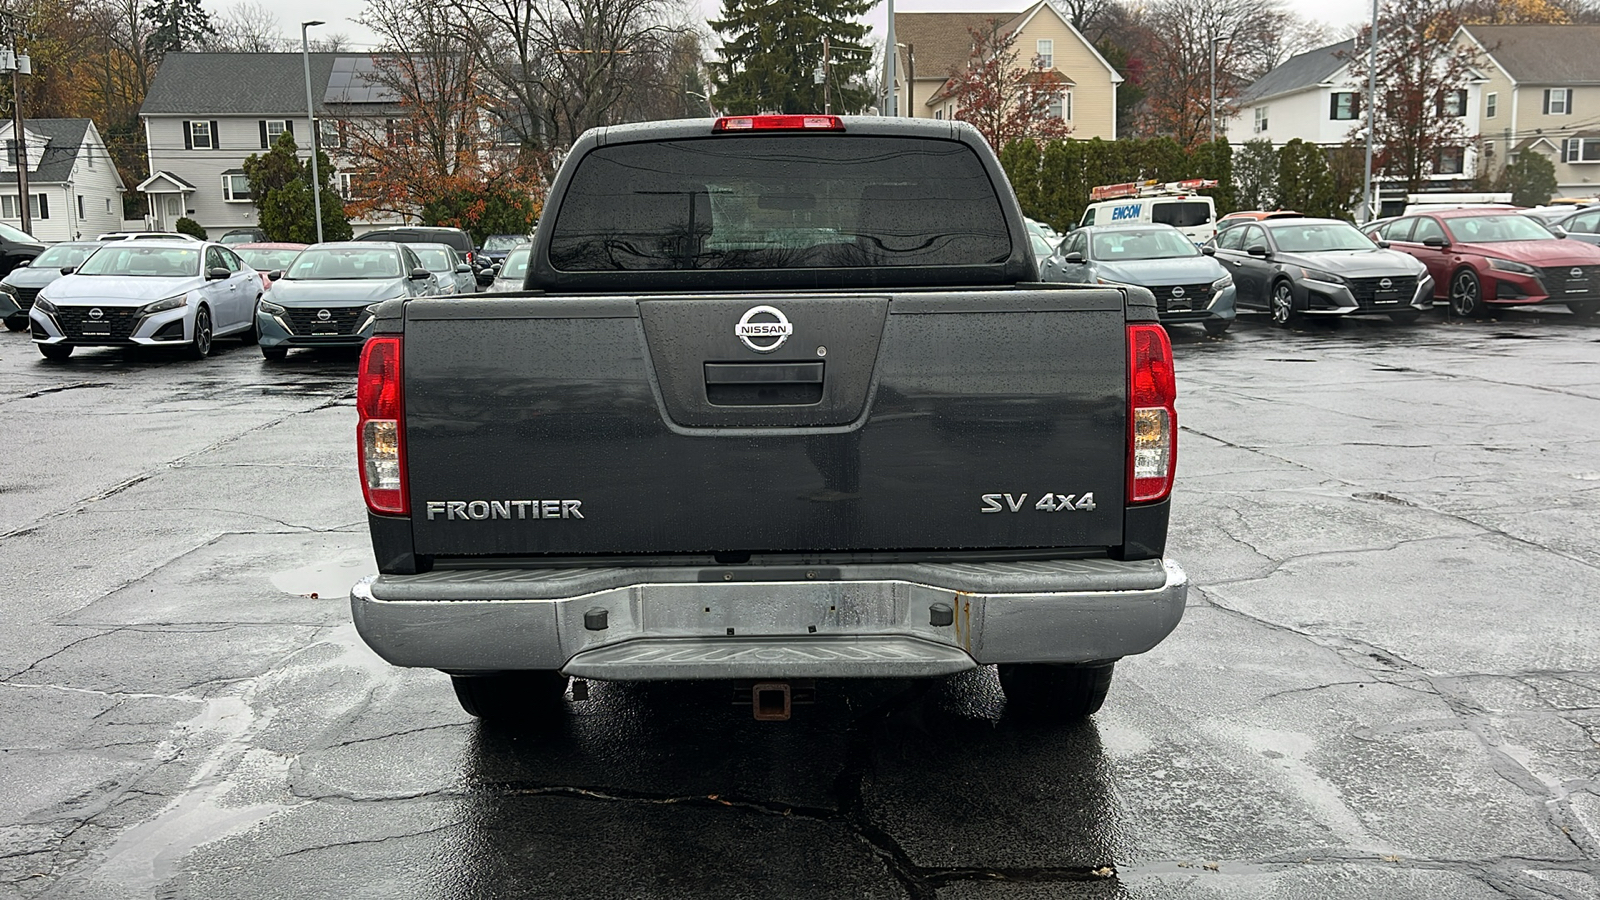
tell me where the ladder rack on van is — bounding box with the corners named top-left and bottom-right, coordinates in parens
top-left (1089, 179), bottom-right (1219, 202)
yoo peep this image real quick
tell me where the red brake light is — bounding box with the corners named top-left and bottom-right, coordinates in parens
top-left (1127, 324), bottom-right (1177, 504)
top-left (358, 335), bottom-right (408, 515)
top-left (714, 115), bottom-right (845, 132)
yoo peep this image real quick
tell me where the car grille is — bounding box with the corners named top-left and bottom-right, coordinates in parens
top-left (54, 305), bottom-right (140, 341)
top-left (1348, 276), bottom-right (1418, 308)
top-left (283, 305), bottom-right (367, 336)
top-left (10, 286), bottom-right (39, 309)
top-left (1539, 265), bottom-right (1600, 298)
top-left (1149, 283), bottom-right (1213, 312)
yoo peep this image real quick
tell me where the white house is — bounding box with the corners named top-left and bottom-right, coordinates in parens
top-left (0, 119), bottom-right (127, 242)
top-left (1227, 39), bottom-right (1485, 183)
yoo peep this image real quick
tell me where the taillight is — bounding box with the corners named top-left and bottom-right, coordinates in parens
top-left (1128, 323), bottom-right (1177, 503)
top-left (714, 115), bottom-right (845, 132)
top-left (358, 335), bottom-right (408, 515)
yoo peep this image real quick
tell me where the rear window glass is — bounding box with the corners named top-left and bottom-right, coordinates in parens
top-left (549, 136), bottom-right (1011, 271)
top-left (1151, 201), bottom-right (1213, 228)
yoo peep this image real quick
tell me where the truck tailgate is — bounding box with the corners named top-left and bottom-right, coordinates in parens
top-left (401, 290), bottom-right (1127, 558)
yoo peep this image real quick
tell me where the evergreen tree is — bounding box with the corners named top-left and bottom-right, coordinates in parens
top-left (710, 0), bottom-right (874, 115)
top-left (1233, 139), bottom-right (1277, 211)
top-left (243, 133), bottom-right (352, 244)
top-left (143, 0), bottom-right (215, 62)
top-left (1498, 151), bottom-right (1557, 208)
top-left (1276, 139), bottom-right (1340, 218)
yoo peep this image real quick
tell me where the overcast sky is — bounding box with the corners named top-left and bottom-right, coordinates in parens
top-left (237, 0), bottom-right (1374, 59)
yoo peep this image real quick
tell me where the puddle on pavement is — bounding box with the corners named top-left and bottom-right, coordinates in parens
top-left (271, 555), bottom-right (373, 600)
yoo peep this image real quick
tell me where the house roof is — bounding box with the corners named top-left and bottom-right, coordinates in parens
top-left (0, 118), bottom-right (92, 185)
top-left (143, 52), bottom-right (368, 116)
top-left (1463, 25), bottom-right (1600, 84)
top-left (896, 2), bottom-right (1119, 106)
top-left (136, 170), bottom-right (197, 192)
top-left (1236, 39), bottom-right (1356, 105)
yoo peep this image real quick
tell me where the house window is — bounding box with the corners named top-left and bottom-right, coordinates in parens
top-left (1439, 89), bottom-right (1468, 118)
top-left (1046, 91), bottom-right (1072, 120)
top-left (105, 198), bottom-right (112, 214)
top-left (934, 109), bottom-right (942, 120)
top-left (337, 172), bottom-right (369, 200)
top-left (1330, 92), bottom-right (1359, 120)
top-left (1486, 92), bottom-right (1497, 118)
top-left (165, 196), bottom-right (180, 217)
top-left (319, 118), bottom-right (342, 150)
top-left (1564, 138), bottom-right (1600, 163)
top-left (1547, 88), bottom-right (1571, 115)
top-left (77, 195), bottom-right (84, 218)
top-left (266, 119), bottom-right (289, 145)
top-left (1035, 39), bottom-right (1053, 68)
top-left (189, 121), bottom-right (213, 149)
top-left (222, 173), bottom-right (252, 202)
top-left (1254, 106), bottom-right (1269, 133)
top-left (1436, 146), bottom-right (1464, 175)
top-left (86, 147), bottom-right (93, 168)
top-left (1, 194), bottom-right (49, 219)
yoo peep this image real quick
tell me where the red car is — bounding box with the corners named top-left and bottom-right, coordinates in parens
top-left (231, 242), bottom-right (309, 292)
top-left (1366, 209), bottom-right (1600, 319)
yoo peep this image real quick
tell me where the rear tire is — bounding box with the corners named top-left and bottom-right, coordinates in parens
top-left (37, 343), bottom-right (72, 360)
top-left (999, 662), bottom-right (1115, 722)
top-left (1389, 310), bottom-right (1422, 324)
top-left (451, 671), bottom-right (568, 720)
top-left (1569, 300), bottom-right (1599, 321)
top-left (1203, 318), bottom-right (1232, 336)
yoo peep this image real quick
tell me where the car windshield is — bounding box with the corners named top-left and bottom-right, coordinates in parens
top-left (499, 247), bottom-right (531, 281)
top-left (286, 247), bottom-right (402, 280)
top-left (415, 248), bottom-right (453, 269)
top-left (1446, 214), bottom-right (1555, 243)
top-left (1267, 223), bottom-right (1375, 252)
top-left (236, 248), bottom-right (302, 271)
top-left (1030, 234), bottom-right (1053, 258)
top-left (483, 235), bottom-right (527, 251)
top-left (76, 246), bottom-right (199, 277)
top-left (1152, 201), bottom-right (1212, 228)
top-left (0, 222), bottom-right (35, 243)
top-left (33, 244), bottom-right (99, 268)
top-left (1091, 229), bottom-right (1199, 260)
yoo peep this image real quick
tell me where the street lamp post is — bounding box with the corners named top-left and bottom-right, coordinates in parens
top-left (884, 0), bottom-right (896, 115)
top-left (1209, 38), bottom-right (1223, 144)
top-left (301, 20), bottom-right (325, 244)
top-left (1361, 0), bottom-right (1379, 222)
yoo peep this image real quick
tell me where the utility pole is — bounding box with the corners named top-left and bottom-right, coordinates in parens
top-left (0, 11), bottom-right (32, 235)
top-left (822, 35), bottom-right (831, 115)
top-left (1209, 38), bottom-right (1220, 144)
top-left (885, 0), bottom-right (896, 115)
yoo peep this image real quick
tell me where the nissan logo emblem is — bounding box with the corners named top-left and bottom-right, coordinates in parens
top-left (736, 305), bottom-right (792, 353)
top-left (1379, 278), bottom-right (1392, 290)
top-left (316, 308), bottom-right (332, 322)
top-left (88, 308), bottom-right (103, 320)
top-left (1573, 268), bottom-right (1585, 279)
top-left (1170, 286), bottom-right (1186, 298)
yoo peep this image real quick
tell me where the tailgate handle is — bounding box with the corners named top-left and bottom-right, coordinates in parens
top-left (704, 362), bottom-right (824, 406)
top-left (704, 362), bottom-right (824, 384)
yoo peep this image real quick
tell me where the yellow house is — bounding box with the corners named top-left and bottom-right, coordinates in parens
top-left (892, 1), bottom-right (1122, 139)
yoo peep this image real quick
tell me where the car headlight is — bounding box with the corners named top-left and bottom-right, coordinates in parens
top-left (258, 299), bottom-right (286, 315)
top-left (0, 282), bottom-right (15, 297)
top-left (140, 293), bottom-right (190, 315)
top-left (1486, 257), bottom-right (1536, 275)
top-left (33, 295), bottom-right (56, 314)
top-left (1299, 267), bottom-right (1346, 284)
top-left (1211, 274), bottom-right (1233, 292)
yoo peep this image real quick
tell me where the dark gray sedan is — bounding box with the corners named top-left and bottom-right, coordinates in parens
top-left (1210, 218), bottom-right (1434, 327)
top-left (1040, 223), bottom-right (1237, 335)
top-left (0, 242), bottom-right (101, 330)
top-left (254, 242), bottom-right (439, 360)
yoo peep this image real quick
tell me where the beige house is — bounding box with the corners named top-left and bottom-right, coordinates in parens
top-left (893, 2), bottom-right (1122, 139)
top-left (1458, 24), bottom-right (1600, 197)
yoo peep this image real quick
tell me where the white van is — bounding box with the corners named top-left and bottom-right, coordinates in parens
top-left (1078, 193), bottom-right (1218, 244)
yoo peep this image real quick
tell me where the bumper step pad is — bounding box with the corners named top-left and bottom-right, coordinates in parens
top-left (562, 635), bottom-right (976, 681)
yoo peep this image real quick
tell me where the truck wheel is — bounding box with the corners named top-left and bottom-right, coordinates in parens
top-left (999, 662), bottom-right (1115, 721)
top-left (1203, 318), bottom-right (1232, 336)
top-left (1268, 281), bottom-right (1298, 328)
top-left (1569, 300), bottom-right (1598, 321)
top-left (451, 671), bottom-right (567, 720)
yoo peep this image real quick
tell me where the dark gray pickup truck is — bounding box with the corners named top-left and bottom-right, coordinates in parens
top-left (349, 115), bottom-right (1187, 723)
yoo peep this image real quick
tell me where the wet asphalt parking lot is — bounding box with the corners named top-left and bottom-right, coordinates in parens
top-left (0, 307), bottom-right (1598, 900)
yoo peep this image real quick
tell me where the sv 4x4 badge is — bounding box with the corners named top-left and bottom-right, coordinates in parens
top-left (980, 492), bottom-right (1097, 513)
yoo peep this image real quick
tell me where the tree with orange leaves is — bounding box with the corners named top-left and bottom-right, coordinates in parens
top-left (945, 18), bottom-right (1073, 150)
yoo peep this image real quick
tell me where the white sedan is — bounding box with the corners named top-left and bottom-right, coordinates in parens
top-left (29, 241), bottom-right (261, 361)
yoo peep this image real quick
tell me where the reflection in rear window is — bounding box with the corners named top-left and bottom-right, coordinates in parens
top-left (1152, 201), bottom-right (1212, 228)
top-left (549, 136), bottom-right (1011, 271)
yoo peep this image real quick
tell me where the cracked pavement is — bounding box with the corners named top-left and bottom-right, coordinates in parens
top-left (1, 309), bottom-right (1598, 899)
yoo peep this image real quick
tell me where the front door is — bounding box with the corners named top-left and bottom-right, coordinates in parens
top-left (1404, 217), bottom-right (1452, 296)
